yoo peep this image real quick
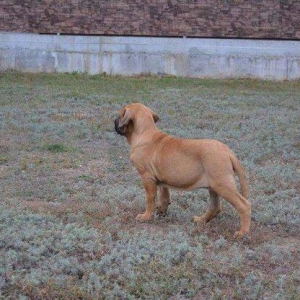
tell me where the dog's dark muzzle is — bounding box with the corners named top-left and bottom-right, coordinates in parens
top-left (114, 118), bottom-right (125, 135)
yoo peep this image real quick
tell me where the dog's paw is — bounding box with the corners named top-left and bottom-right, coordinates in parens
top-left (193, 216), bottom-right (207, 234)
top-left (193, 216), bottom-right (206, 224)
top-left (136, 213), bottom-right (153, 222)
top-left (156, 206), bottom-right (168, 217)
top-left (234, 230), bottom-right (249, 239)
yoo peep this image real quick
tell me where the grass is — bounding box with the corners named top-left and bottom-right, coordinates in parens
top-left (0, 72), bottom-right (299, 299)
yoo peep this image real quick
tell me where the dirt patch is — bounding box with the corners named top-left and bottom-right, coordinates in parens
top-left (22, 199), bottom-right (113, 228)
top-left (54, 158), bottom-right (111, 181)
top-left (0, 165), bottom-right (10, 179)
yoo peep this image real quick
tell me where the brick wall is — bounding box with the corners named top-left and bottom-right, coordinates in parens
top-left (0, 0), bottom-right (299, 39)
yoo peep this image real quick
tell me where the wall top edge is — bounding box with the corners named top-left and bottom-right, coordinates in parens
top-left (1, 32), bottom-right (300, 44)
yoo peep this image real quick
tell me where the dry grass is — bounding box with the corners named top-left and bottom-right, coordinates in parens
top-left (0, 72), bottom-right (299, 299)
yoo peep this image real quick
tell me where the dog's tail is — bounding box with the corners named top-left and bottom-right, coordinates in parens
top-left (230, 154), bottom-right (249, 199)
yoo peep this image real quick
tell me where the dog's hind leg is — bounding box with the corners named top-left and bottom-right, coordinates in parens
top-left (212, 180), bottom-right (251, 238)
top-left (194, 190), bottom-right (221, 224)
top-left (156, 187), bottom-right (171, 216)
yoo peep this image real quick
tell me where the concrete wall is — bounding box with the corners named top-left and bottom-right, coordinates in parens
top-left (1, 32), bottom-right (300, 80)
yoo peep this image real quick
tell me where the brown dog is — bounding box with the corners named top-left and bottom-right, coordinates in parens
top-left (114, 103), bottom-right (251, 237)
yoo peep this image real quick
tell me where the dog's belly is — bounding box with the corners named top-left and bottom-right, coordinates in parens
top-left (158, 177), bottom-right (208, 191)
top-left (154, 161), bottom-right (209, 191)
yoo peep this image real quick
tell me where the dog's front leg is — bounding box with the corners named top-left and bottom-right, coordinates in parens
top-left (136, 175), bottom-right (157, 222)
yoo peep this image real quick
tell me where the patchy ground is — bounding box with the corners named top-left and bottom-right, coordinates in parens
top-left (0, 72), bottom-right (299, 299)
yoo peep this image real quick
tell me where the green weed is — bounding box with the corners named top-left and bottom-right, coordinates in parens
top-left (44, 143), bottom-right (69, 153)
top-left (0, 155), bottom-right (8, 164)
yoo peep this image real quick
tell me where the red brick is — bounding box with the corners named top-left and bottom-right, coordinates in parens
top-left (0, 0), bottom-right (299, 39)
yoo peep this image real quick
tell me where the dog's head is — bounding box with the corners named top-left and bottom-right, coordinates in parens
top-left (114, 103), bottom-right (159, 137)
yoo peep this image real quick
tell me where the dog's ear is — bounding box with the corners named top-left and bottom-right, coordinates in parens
top-left (150, 109), bottom-right (159, 123)
top-left (119, 108), bottom-right (133, 127)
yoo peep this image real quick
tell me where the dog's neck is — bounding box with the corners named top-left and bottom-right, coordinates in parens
top-left (128, 122), bottom-right (160, 150)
